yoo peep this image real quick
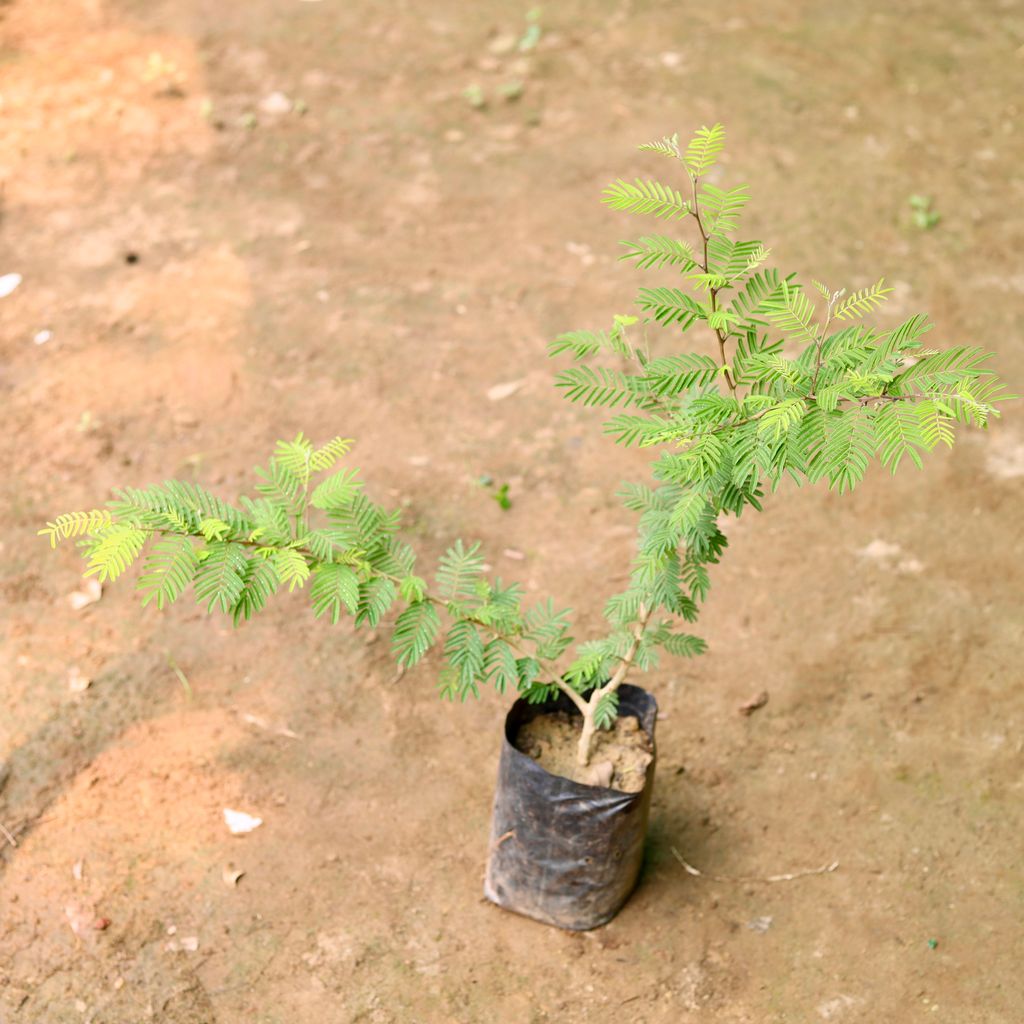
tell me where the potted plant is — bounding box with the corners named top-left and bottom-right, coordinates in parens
top-left (42, 125), bottom-right (1010, 930)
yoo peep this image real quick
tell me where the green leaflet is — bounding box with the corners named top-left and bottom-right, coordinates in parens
top-left (311, 468), bottom-right (363, 510)
top-left (619, 235), bottom-right (698, 272)
top-left (602, 179), bottom-right (690, 220)
top-left (699, 183), bottom-right (749, 236)
top-left (355, 577), bottom-right (397, 628)
top-left (637, 133), bottom-right (681, 159)
top-left (593, 691), bottom-right (620, 729)
top-left (393, 601), bottom-right (441, 669)
top-left (273, 548), bottom-right (311, 592)
top-left (232, 557), bottom-right (280, 626)
top-left (310, 563), bottom-right (360, 623)
top-left (684, 123), bottom-right (726, 176)
top-left (39, 509), bottom-right (113, 547)
top-left (833, 279), bottom-right (892, 321)
top-left (555, 366), bottom-right (643, 408)
top-left (643, 354), bottom-right (720, 396)
top-left (83, 524), bottom-right (148, 583)
top-left (484, 639), bottom-right (519, 694)
top-left (444, 620), bottom-right (486, 699)
top-left (636, 287), bottom-right (707, 329)
top-left (194, 542), bottom-right (249, 614)
top-left (436, 540), bottom-right (485, 602)
top-left (138, 535), bottom-right (198, 610)
top-left (662, 633), bottom-right (707, 657)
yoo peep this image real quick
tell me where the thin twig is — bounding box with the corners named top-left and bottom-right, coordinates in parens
top-left (810, 294), bottom-right (835, 396)
top-left (490, 830), bottom-right (516, 853)
top-left (167, 655), bottom-right (191, 699)
top-left (690, 174), bottom-right (736, 393)
top-left (671, 846), bottom-right (839, 883)
top-left (0, 821), bottom-right (19, 848)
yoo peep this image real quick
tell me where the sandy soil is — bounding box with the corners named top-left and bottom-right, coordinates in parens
top-left (1, 0), bottom-right (1022, 1021)
top-left (516, 711), bottom-right (654, 792)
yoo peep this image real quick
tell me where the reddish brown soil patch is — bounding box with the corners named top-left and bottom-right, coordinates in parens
top-left (2, 0), bottom-right (1022, 1021)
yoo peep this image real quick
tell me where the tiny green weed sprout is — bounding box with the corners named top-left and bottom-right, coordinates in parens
top-left (44, 126), bottom-right (1011, 767)
top-left (909, 193), bottom-right (940, 230)
top-left (491, 483), bottom-right (512, 511)
top-left (518, 7), bottom-right (542, 52)
top-left (462, 84), bottom-right (486, 110)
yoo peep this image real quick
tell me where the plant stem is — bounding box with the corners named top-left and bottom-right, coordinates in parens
top-left (810, 296), bottom-right (835, 396)
top-left (576, 603), bottom-right (653, 766)
top-left (690, 175), bottom-right (737, 394)
top-left (365, 567), bottom-right (587, 713)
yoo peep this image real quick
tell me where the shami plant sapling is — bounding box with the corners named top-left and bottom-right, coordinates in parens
top-left (43, 125), bottom-right (1011, 782)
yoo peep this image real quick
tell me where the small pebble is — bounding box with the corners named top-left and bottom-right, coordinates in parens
top-left (260, 91), bottom-right (292, 115)
top-left (0, 272), bottom-right (22, 298)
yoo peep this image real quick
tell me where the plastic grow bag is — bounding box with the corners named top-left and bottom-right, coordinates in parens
top-left (483, 683), bottom-right (657, 930)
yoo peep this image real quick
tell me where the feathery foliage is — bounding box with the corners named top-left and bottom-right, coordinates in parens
top-left (43, 126), bottom-right (1012, 766)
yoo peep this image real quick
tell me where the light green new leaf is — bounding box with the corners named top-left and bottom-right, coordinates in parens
top-left (619, 235), bottom-right (698, 272)
top-left (637, 133), bottom-right (680, 158)
top-left (39, 509), bottom-right (113, 548)
top-left (309, 436), bottom-right (353, 473)
top-left (833, 278), bottom-right (892, 321)
top-left (565, 641), bottom-right (612, 690)
top-left (199, 518), bottom-right (230, 542)
top-left (83, 524), bottom-right (148, 582)
top-left (602, 179), bottom-right (690, 220)
top-left (399, 574), bottom-right (427, 603)
top-left (273, 433), bottom-right (315, 487)
top-left (757, 398), bottom-right (807, 441)
top-left (684, 123), bottom-right (726, 176)
top-left (273, 548), bottom-right (310, 592)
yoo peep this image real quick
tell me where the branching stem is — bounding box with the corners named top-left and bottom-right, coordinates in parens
top-left (112, 520), bottom-right (586, 712)
top-left (576, 603), bottom-right (653, 766)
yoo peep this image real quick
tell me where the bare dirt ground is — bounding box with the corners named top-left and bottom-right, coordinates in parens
top-left (1, 1), bottom-right (1022, 1021)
